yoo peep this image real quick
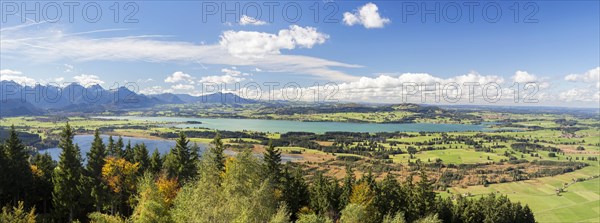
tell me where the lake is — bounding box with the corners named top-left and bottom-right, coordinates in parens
top-left (39, 135), bottom-right (298, 162)
top-left (95, 116), bottom-right (495, 133)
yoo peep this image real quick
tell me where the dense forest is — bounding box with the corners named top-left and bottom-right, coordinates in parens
top-left (0, 124), bottom-right (535, 223)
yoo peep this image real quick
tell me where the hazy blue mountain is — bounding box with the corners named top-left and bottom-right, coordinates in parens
top-left (0, 99), bottom-right (44, 116)
top-left (175, 92), bottom-right (255, 104)
top-left (149, 93), bottom-right (185, 104)
top-left (0, 82), bottom-right (255, 116)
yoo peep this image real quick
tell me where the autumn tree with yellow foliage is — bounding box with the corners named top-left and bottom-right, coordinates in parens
top-left (102, 157), bottom-right (139, 215)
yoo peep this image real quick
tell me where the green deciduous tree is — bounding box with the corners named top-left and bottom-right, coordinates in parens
top-left (172, 150), bottom-right (279, 223)
top-left (130, 173), bottom-right (172, 223)
top-left (340, 203), bottom-right (368, 223)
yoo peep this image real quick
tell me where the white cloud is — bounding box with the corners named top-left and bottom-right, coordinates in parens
top-left (239, 15), bottom-right (267, 26)
top-left (198, 75), bottom-right (245, 84)
top-left (219, 25), bottom-right (329, 59)
top-left (73, 74), bottom-right (104, 86)
top-left (565, 67), bottom-right (600, 88)
top-left (221, 67), bottom-right (251, 76)
top-left (171, 84), bottom-right (195, 91)
top-left (559, 88), bottom-right (600, 102)
top-left (511, 70), bottom-right (537, 83)
top-left (343, 3), bottom-right (390, 29)
top-left (54, 77), bottom-right (65, 82)
top-left (0, 69), bottom-right (23, 75)
top-left (164, 71), bottom-right (195, 83)
top-left (0, 69), bottom-right (37, 86)
top-left (1, 24), bottom-right (358, 81)
top-left (230, 71), bottom-right (514, 104)
top-left (511, 71), bottom-right (549, 89)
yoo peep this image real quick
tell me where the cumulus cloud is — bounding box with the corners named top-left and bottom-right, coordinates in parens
top-left (198, 75), bottom-right (245, 84)
top-left (239, 15), bottom-right (267, 26)
top-left (559, 88), bottom-right (600, 102)
top-left (511, 71), bottom-right (538, 83)
top-left (222, 67), bottom-right (251, 76)
top-left (73, 74), bottom-right (104, 87)
top-left (0, 69), bottom-right (23, 75)
top-left (565, 67), bottom-right (600, 88)
top-left (227, 71), bottom-right (516, 104)
top-left (511, 71), bottom-right (549, 89)
top-left (343, 3), bottom-right (390, 29)
top-left (219, 25), bottom-right (329, 59)
top-left (171, 84), bottom-right (195, 90)
top-left (0, 69), bottom-right (37, 85)
top-left (164, 71), bottom-right (195, 83)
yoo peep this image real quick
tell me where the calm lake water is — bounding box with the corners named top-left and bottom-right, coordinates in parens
top-left (96, 116), bottom-right (493, 133)
top-left (39, 135), bottom-right (298, 162)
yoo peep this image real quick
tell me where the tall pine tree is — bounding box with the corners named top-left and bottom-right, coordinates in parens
top-left (30, 153), bottom-right (56, 214)
top-left (164, 132), bottom-right (195, 182)
top-left (263, 139), bottom-right (282, 184)
top-left (52, 123), bottom-right (84, 222)
top-left (133, 143), bottom-right (150, 174)
top-left (340, 165), bottom-right (355, 209)
top-left (85, 130), bottom-right (109, 212)
top-left (123, 140), bottom-right (134, 162)
top-left (207, 132), bottom-right (225, 172)
top-left (2, 125), bottom-right (33, 206)
top-left (149, 149), bottom-right (162, 174)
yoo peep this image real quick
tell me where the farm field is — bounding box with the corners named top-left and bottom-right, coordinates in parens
top-left (448, 165), bottom-right (600, 223)
top-left (1, 108), bottom-right (599, 222)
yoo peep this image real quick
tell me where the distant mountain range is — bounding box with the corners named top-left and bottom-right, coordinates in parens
top-left (0, 81), bottom-right (254, 116)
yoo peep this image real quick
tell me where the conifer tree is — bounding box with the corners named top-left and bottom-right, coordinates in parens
top-left (0, 141), bottom-right (6, 204)
top-left (263, 139), bottom-right (282, 184)
top-left (164, 132), bottom-right (195, 182)
top-left (340, 165), bottom-right (355, 208)
top-left (30, 153), bottom-right (56, 214)
top-left (2, 125), bottom-right (33, 206)
top-left (52, 123), bottom-right (84, 222)
top-left (85, 130), bottom-right (109, 212)
top-left (133, 143), bottom-right (150, 173)
top-left (207, 132), bottom-right (225, 172)
top-left (107, 135), bottom-right (118, 157)
top-left (281, 167), bottom-right (310, 220)
top-left (123, 140), bottom-right (134, 162)
top-left (149, 149), bottom-right (162, 174)
top-left (116, 136), bottom-right (125, 157)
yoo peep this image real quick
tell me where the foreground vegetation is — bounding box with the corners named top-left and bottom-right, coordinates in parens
top-left (1, 104), bottom-right (598, 222)
top-left (1, 124), bottom-right (537, 223)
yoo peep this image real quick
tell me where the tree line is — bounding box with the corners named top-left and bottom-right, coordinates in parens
top-left (1, 124), bottom-right (535, 223)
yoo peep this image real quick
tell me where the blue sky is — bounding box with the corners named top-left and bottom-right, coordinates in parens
top-left (1, 1), bottom-right (599, 107)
